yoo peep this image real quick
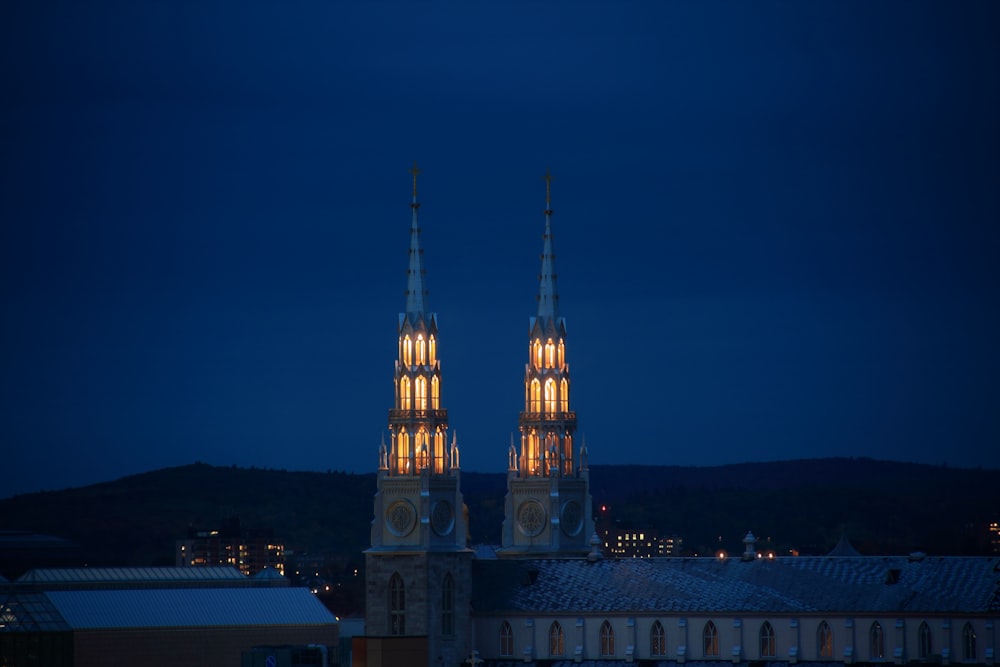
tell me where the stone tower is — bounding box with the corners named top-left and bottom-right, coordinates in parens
top-left (499, 171), bottom-right (594, 557)
top-left (365, 164), bottom-right (472, 666)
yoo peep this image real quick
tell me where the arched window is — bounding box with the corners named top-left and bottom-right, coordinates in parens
top-left (428, 335), bottom-right (436, 365)
top-left (600, 620), bottom-right (615, 657)
top-left (396, 429), bottom-right (410, 475)
top-left (544, 378), bottom-right (557, 414)
top-left (530, 379), bottom-right (541, 412)
top-left (870, 622), bottom-right (884, 660)
top-left (545, 339), bottom-right (556, 368)
top-left (433, 428), bottom-right (445, 474)
top-left (560, 378), bottom-right (569, 412)
top-left (415, 334), bottom-right (426, 365)
top-left (500, 621), bottom-right (514, 657)
top-left (402, 335), bottom-right (412, 366)
top-left (533, 340), bottom-right (543, 369)
top-left (389, 573), bottom-right (405, 635)
top-left (431, 375), bottom-right (440, 409)
top-left (918, 621), bottom-right (932, 660)
top-left (962, 622), bottom-right (976, 661)
top-left (441, 573), bottom-right (454, 636)
top-left (415, 376), bottom-right (427, 410)
top-left (399, 376), bottom-right (411, 411)
top-left (549, 621), bottom-right (564, 656)
top-left (818, 621), bottom-right (833, 658)
top-left (759, 621), bottom-right (775, 658)
top-left (704, 620), bottom-right (719, 657)
top-left (651, 620), bottom-right (666, 657)
top-left (557, 339), bottom-right (565, 368)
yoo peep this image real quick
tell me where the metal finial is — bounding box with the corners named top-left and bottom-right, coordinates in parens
top-left (543, 168), bottom-right (554, 207)
top-left (410, 161), bottom-right (422, 198)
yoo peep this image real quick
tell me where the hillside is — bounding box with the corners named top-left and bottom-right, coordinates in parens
top-left (1, 458), bottom-right (996, 578)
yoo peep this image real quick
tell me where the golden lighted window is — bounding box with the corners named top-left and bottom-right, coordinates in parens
top-left (544, 378), bottom-right (557, 414)
top-left (415, 376), bottom-right (427, 410)
top-left (431, 376), bottom-right (440, 409)
top-left (416, 335), bottom-right (426, 365)
top-left (399, 376), bottom-right (411, 410)
top-left (396, 429), bottom-right (410, 474)
top-left (403, 336), bottom-right (412, 366)
top-left (526, 431), bottom-right (540, 475)
top-left (560, 378), bottom-right (569, 412)
top-left (545, 339), bottom-right (555, 368)
top-left (416, 429), bottom-right (429, 469)
top-left (557, 339), bottom-right (565, 367)
top-left (818, 621), bottom-right (833, 658)
top-left (433, 429), bottom-right (445, 474)
top-left (530, 379), bottom-right (541, 412)
top-left (534, 340), bottom-right (543, 369)
top-left (429, 335), bottom-right (436, 365)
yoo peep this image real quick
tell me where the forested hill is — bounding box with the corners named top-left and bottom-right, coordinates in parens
top-left (1, 458), bottom-right (996, 573)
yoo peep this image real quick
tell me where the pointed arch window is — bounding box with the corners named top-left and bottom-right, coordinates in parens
top-left (704, 620), bottom-right (719, 657)
top-left (415, 376), bottom-right (427, 411)
top-left (545, 339), bottom-right (556, 368)
top-left (600, 620), bottom-right (615, 656)
top-left (559, 378), bottom-right (569, 412)
top-left (428, 335), bottom-right (437, 365)
top-left (870, 621), bottom-right (884, 660)
top-left (544, 378), bottom-right (557, 414)
top-left (431, 375), bottom-right (440, 409)
top-left (549, 621), bottom-right (564, 656)
top-left (651, 620), bottom-right (666, 657)
top-left (530, 379), bottom-right (541, 412)
top-left (416, 334), bottom-right (426, 365)
top-left (399, 376), bottom-right (411, 411)
top-left (396, 429), bottom-right (410, 475)
top-left (918, 621), bottom-right (932, 660)
top-left (557, 339), bottom-right (565, 368)
top-left (402, 336), bottom-right (412, 366)
top-left (818, 621), bottom-right (833, 658)
top-left (533, 340), bottom-right (543, 369)
top-left (500, 621), bottom-right (514, 657)
top-left (441, 573), bottom-right (454, 636)
top-left (526, 431), bottom-right (540, 475)
top-left (962, 622), bottom-right (976, 661)
top-left (760, 621), bottom-right (776, 658)
top-left (433, 428), bottom-right (446, 474)
top-left (388, 573), bottom-right (405, 635)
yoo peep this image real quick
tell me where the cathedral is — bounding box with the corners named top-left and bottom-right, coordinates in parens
top-left (361, 167), bottom-right (998, 667)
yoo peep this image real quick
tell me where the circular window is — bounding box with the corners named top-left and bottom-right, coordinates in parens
top-left (516, 499), bottom-right (547, 537)
top-left (385, 500), bottom-right (416, 537)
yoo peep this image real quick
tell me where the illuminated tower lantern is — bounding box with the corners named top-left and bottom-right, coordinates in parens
top-left (500, 170), bottom-right (593, 556)
top-left (365, 164), bottom-right (471, 666)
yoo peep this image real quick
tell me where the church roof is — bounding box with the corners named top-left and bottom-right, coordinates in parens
top-left (472, 556), bottom-right (1000, 615)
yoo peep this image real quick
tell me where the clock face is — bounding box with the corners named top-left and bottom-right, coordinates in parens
top-left (386, 500), bottom-right (416, 537)
top-left (516, 499), bottom-right (547, 537)
top-left (560, 500), bottom-right (583, 537)
top-left (431, 499), bottom-right (455, 536)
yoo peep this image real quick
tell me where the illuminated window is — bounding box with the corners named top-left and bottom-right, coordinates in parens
top-left (431, 375), bottom-right (440, 409)
top-left (818, 621), bottom-right (833, 658)
top-left (703, 621), bottom-right (719, 657)
top-left (526, 431), bottom-right (540, 474)
top-left (549, 621), bottom-right (564, 656)
top-left (558, 339), bottom-right (565, 367)
top-left (530, 379), bottom-right (541, 412)
top-left (433, 428), bottom-right (445, 474)
top-left (403, 336), bottom-right (412, 366)
top-left (441, 573), bottom-right (454, 636)
top-left (600, 620), bottom-right (615, 656)
top-left (760, 621), bottom-right (775, 658)
top-left (415, 376), bottom-right (427, 410)
top-left (534, 340), bottom-right (543, 369)
top-left (399, 376), bottom-right (411, 411)
top-left (560, 378), bottom-right (569, 412)
top-left (389, 573), bottom-right (405, 635)
top-left (416, 335), bottom-right (426, 365)
top-left (918, 621), bottom-right (932, 660)
top-left (429, 335), bottom-right (436, 365)
top-left (545, 339), bottom-right (555, 368)
top-left (651, 620), bottom-right (666, 656)
top-left (500, 621), bottom-right (514, 657)
top-left (396, 429), bottom-right (410, 475)
top-left (544, 378), bottom-right (557, 414)
top-left (870, 622), bottom-right (884, 660)
top-left (962, 622), bottom-right (976, 661)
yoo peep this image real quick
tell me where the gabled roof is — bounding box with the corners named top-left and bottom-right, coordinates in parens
top-left (45, 587), bottom-right (337, 629)
top-left (473, 556), bottom-right (1000, 615)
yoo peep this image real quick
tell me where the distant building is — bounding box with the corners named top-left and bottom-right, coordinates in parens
top-left (176, 516), bottom-right (284, 576)
top-left (355, 170), bottom-right (1000, 667)
top-left (602, 527), bottom-right (683, 558)
top-left (0, 566), bottom-right (338, 667)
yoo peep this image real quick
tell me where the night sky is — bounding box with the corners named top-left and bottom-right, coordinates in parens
top-left (2, 2), bottom-right (998, 498)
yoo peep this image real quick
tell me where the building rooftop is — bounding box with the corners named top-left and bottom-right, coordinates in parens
top-left (16, 566), bottom-right (248, 587)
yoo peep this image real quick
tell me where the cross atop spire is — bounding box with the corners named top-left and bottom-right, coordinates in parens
top-left (537, 170), bottom-right (559, 321)
top-left (410, 160), bottom-right (422, 207)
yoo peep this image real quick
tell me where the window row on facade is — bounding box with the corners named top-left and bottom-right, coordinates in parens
top-left (396, 374), bottom-right (440, 410)
top-left (400, 334), bottom-right (436, 367)
top-left (391, 427), bottom-right (448, 475)
top-left (526, 377), bottom-right (569, 414)
top-left (388, 571), bottom-right (455, 637)
top-left (485, 617), bottom-right (987, 663)
top-left (531, 338), bottom-right (565, 370)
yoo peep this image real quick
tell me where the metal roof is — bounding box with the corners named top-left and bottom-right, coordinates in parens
top-left (45, 587), bottom-right (337, 629)
top-left (473, 556), bottom-right (1000, 615)
top-left (0, 593), bottom-right (70, 632)
top-left (16, 566), bottom-right (247, 585)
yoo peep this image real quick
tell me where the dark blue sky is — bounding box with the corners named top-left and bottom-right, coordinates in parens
top-left (2, 2), bottom-right (998, 497)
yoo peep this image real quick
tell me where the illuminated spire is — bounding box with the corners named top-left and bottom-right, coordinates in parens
top-left (537, 169), bottom-right (559, 321)
top-left (405, 161), bottom-right (427, 317)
